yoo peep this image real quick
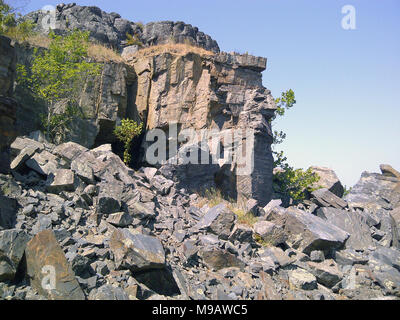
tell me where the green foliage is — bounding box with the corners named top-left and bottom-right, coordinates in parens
top-left (0, 1), bottom-right (34, 41)
top-left (114, 119), bottom-right (143, 165)
top-left (343, 186), bottom-right (352, 197)
top-left (16, 29), bottom-right (101, 143)
top-left (271, 89), bottom-right (320, 202)
top-left (126, 32), bottom-right (143, 47)
top-left (135, 22), bottom-right (144, 32)
top-left (274, 166), bottom-right (320, 202)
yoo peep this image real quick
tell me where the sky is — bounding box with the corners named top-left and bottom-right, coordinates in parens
top-left (10, 0), bottom-right (400, 188)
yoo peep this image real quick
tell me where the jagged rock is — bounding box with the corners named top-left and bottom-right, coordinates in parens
top-left (0, 229), bottom-right (30, 281)
top-left (106, 212), bottom-right (133, 228)
top-left (380, 164), bottom-right (400, 179)
top-left (200, 248), bottom-right (245, 271)
top-left (392, 207), bottom-right (400, 227)
top-left (88, 284), bottom-right (129, 300)
top-left (258, 247), bottom-right (292, 268)
top-left (375, 210), bottom-right (399, 248)
top-left (288, 269), bottom-right (317, 290)
top-left (25, 230), bottom-right (85, 300)
top-left (253, 221), bottom-right (286, 246)
top-left (310, 251), bottom-right (325, 262)
top-left (46, 169), bottom-right (77, 193)
top-left (346, 172), bottom-right (400, 211)
top-left (311, 188), bottom-right (347, 209)
top-left (262, 199), bottom-right (283, 216)
top-left (276, 207), bottom-right (349, 255)
top-left (110, 229), bottom-right (165, 271)
top-left (229, 224), bottom-right (254, 243)
top-left (335, 249), bottom-right (368, 266)
top-left (133, 269), bottom-right (181, 297)
top-left (25, 150), bottom-right (62, 176)
top-left (316, 207), bottom-right (374, 251)
top-left (306, 260), bottom-right (343, 288)
top-left (310, 167), bottom-right (344, 198)
top-left (195, 204), bottom-right (236, 240)
top-left (96, 181), bottom-right (124, 215)
top-left (0, 196), bottom-right (17, 230)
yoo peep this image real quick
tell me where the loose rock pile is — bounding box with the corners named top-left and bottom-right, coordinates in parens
top-left (0, 135), bottom-right (399, 300)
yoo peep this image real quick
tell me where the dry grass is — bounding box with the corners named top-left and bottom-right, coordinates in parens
top-left (87, 43), bottom-right (124, 63)
top-left (195, 188), bottom-right (258, 227)
top-left (130, 42), bottom-right (215, 60)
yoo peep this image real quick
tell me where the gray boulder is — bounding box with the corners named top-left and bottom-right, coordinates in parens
top-left (310, 166), bottom-right (344, 198)
top-left (311, 188), bottom-right (347, 209)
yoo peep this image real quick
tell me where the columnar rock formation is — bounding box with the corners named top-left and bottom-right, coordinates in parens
top-left (0, 36), bottom-right (17, 174)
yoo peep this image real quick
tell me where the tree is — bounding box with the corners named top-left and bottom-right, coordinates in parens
top-left (114, 119), bottom-right (143, 165)
top-left (17, 29), bottom-right (101, 142)
top-left (0, 1), bottom-right (34, 41)
top-left (271, 89), bottom-right (320, 202)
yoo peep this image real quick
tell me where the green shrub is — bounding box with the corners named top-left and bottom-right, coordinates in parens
top-left (0, 1), bottom-right (34, 41)
top-left (114, 119), bottom-right (143, 165)
top-left (16, 29), bottom-right (101, 143)
top-left (126, 32), bottom-right (143, 47)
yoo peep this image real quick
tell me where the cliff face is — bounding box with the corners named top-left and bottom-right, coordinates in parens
top-left (127, 49), bottom-right (276, 205)
top-left (0, 36), bottom-right (17, 174)
top-left (7, 3), bottom-right (276, 204)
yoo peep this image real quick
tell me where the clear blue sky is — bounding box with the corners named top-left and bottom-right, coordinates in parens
top-left (12, 0), bottom-right (400, 188)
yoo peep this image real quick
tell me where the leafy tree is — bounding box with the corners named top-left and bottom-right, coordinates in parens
top-left (17, 29), bottom-right (101, 143)
top-left (114, 119), bottom-right (143, 165)
top-left (0, 1), bottom-right (34, 41)
top-left (271, 89), bottom-right (320, 202)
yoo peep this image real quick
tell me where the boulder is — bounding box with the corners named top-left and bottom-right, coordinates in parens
top-left (0, 229), bottom-right (30, 281)
top-left (311, 188), bottom-right (347, 209)
top-left (110, 229), bottom-right (165, 271)
top-left (106, 212), bottom-right (133, 228)
top-left (195, 203), bottom-right (236, 240)
top-left (306, 260), bottom-right (343, 288)
top-left (53, 142), bottom-right (88, 162)
top-left (310, 166), bottom-right (344, 198)
top-left (346, 172), bottom-right (400, 211)
top-left (288, 269), bottom-right (317, 290)
top-left (229, 224), bottom-right (254, 243)
top-left (253, 221), bottom-right (286, 246)
top-left (88, 284), bottom-right (129, 300)
top-left (316, 207), bottom-right (374, 251)
top-left (26, 150), bottom-right (62, 176)
top-left (25, 230), bottom-right (85, 300)
top-left (0, 196), bottom-right (17, 230)
top-left (46, 169), bottom-right (77, 193)
top-left (200, 248), bottom-right (245, 271)
top-left (380, 164), bottom-right (400, 179)
top-left (277, 207), bottom-right (349, 255)
top-left (374, 210), bottom-right (399, 248)
top-left (96, 181), bottom-right (124, 215)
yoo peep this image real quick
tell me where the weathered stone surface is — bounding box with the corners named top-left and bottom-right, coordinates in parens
top-left (375, 210), bottom-right (399, 248)
top-left (110, 229), bottom-right (165, 271)
top-left (311, 188), bottom-right (347, 209)
top-left (288, 268), bottom-right (317, 290)
top-left (26, 150), bottom-right (61, 176)
top-left (88, 284), bottom-right (129, 300)
top-left (253, 221), bottom-right (286, 246)
top-left (229, 224), bottom-right (253, 243)
top-left (24, 4), bottom-right (219, 52)
top-left (335, 249), bottom-right (369, 266)
top-left (96, 181), bottom-right (123, 215)
top-left (306, 260), bottom-right (343, 288)
top-left (0, 196), bottom-right (17, 230)
top-left (316, 207), bottom-right (374, 251)
top-left (277, 207), bottom-right (349, 254)
top-left (380, 164), bottom-right (400, 179)
top-left (310, 166), bottom-right (344, 198)
top-left (392, 207), bottom-right (400, 227)
top-left (346, 172), bottom-right (400, 211)
top-left (200, 249), bottom-right (245, 271)
top-left (0, 229), bottom-right (30, 281)
top-left (195, 204), bottom-right (236, 240)
top-left (106, 212), bottom-right (133, 228)
top-left (25, 230), bottom-right (85, 300)
top-left (46, 169), bottom-right (77, 193)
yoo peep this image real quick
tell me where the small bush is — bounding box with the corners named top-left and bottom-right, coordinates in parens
top-left (126, 32), bottom-right (143, 47)
top-left (114, 119), bottom-right (143, 165)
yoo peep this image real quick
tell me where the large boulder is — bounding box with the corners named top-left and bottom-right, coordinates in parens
top-left (276, 207), bottom-right (349, 255)
top-left (25, 230), bottom-right (85, 300)
top-left (316, 207), bottom-right (374, 251)
top-left (110, 229), bottom-right (165, 271)
top-left (195, 203), bottom-right (236, 240)
top-left (311, 188), bottom-right (347, 209)
top-left (0, 229), bottom-right (30, 281)
top-left (310, 166), bottom-right (344, 198)
top-left (346, 171), bottom-right (400, 211)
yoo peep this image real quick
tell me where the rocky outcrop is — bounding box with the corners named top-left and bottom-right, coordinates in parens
top-left (128, 49), bottom-right (276, 205)
top-left (0, 36), bottom-right (17, 174)
top-left (23, 3), bottom-right (220, 53)
top-left (0, 137), bottom-right (400, 300)
top-left (310, 166), bottom-right (344, 198)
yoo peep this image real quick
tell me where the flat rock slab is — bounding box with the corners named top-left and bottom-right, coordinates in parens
top-left (110, 229), bottom-right (165, 271)
top-left (306, 260), bottom-right (343, 288)
top-left (310, 166), bottom-right (344, 198)
top-left (288, 268), bottom-right (317, 290)
top-left (200, 249), bottom-right (245, 271)
top-left (0, 229), bottom-right (30, 281)
top-left (195, 203), bottom-right (236, 240)
top-left (316, 207), bottom-right (374, 251)
top-left (281, 207), bottom-right (349, 255)
top-left (25, 230), bottom-right (85, 300)
top-left (46, 169), bottom-right (76, 193)
top-left (311, 188), bottom-right (347, 209)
